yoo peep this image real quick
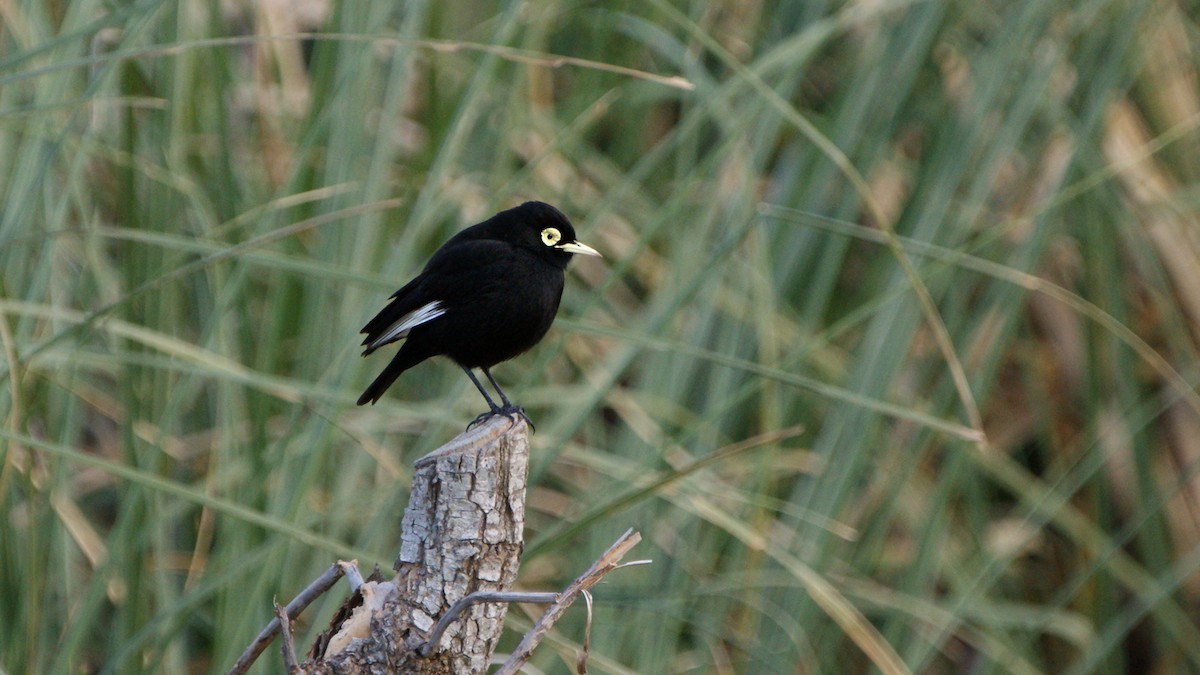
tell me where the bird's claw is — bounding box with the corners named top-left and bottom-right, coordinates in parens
top-left (466, 405), bottom-right (535, 433)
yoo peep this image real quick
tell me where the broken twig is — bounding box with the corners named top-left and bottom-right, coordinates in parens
top-left (496, 529), bottom-right (645, 675)
top-left (227, 560), bottom-right (357, 675)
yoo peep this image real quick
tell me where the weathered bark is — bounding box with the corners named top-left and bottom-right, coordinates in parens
top-left (301, 415), bottom-right (529, 674)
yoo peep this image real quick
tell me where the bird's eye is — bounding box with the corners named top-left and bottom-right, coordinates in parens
top-left (540, 227), bottom-right (562, 247)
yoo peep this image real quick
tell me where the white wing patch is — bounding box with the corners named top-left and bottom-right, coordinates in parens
top-left (368, 301), bottom-right (445, 351)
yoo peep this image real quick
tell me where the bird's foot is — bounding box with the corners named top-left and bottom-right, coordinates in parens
top-left (467, 405), bottom-right (535, 433)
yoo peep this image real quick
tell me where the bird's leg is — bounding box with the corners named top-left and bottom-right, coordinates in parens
top-left (463, 366), bottom-right (532, 431)
top-left (481, 367), bottom-right (534, 432)
top-left (462, 367), bottom-right (502, 412)
top-left (482, 368), bottom-right (514, 409)
top-left (462, 367), bottom-right (534, 432)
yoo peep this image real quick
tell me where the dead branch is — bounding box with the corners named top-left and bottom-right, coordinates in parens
top-left (496, 529), bottom-right (644, 675)
top-left (227, 561), bottom-right (353, 675)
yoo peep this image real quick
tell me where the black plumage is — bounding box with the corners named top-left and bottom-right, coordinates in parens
top-left (356, 201), bottom-right (600, 423)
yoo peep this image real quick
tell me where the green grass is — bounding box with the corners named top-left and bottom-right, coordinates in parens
top-left (4, 0), bottom-right (1200, 673)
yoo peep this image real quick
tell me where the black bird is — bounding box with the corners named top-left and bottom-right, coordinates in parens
top-left (356, 201), bottom-right (601, 425)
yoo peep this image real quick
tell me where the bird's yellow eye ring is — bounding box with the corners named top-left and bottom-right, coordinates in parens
top-left (540, 227), bottom-right (562, 247)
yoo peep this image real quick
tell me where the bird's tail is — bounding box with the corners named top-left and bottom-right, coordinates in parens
top-left (357, 369), bottom-right (401, 405)
top-left (357, 348), bottom-right (423, 405)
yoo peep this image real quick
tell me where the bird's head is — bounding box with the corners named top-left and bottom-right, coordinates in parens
top-left (507, 201), bottom-right (602, 265)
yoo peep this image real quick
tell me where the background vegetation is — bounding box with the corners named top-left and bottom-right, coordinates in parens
top-left (3, 0), bottom-right (1199, 672)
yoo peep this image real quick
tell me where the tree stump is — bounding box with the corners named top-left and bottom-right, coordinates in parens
top-left (301, 415), bottom-right (529, 674)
